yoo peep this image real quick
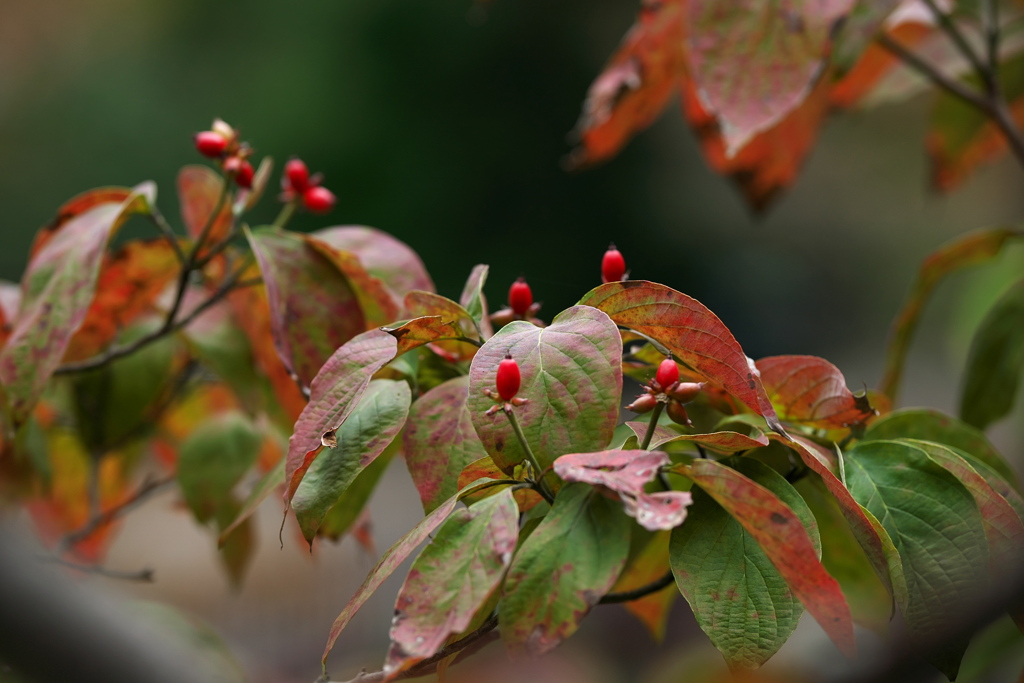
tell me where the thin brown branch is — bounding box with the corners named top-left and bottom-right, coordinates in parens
top-left (57, 474), bottom-right (175, 552)
top-left (599, 571), bottom-right (675, 604)
top-left (921, 0), bottom-right (991, 89)
top-left (38, 556), bottom-right (155, 582)
top-left (146, 207), bottom-right (186, 264)
top-left (876, 34), bottom-right (989, 110)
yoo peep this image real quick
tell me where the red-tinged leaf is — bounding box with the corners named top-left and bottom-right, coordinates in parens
top-left (499, 483), bottom-right (631, 657)
top-left (29, 186), bottom-right (136, 260)
top-left (0, 281), bottom-right (22, 350)
top-left (686, 0), bottom-right (853, 156)
top-left (178, 165), bottom-right (232, 246)
top-left (292, 380), bottom-right (411, 544)
top-left (458, 265), bottom-right (494, 338)
top-left (625, 421), bottom-right (769, 453)
top-left (63, 239), bottom-right (180, 362)
top-left (880, 228), bottom-right (1021, 401)
top-left (382, 316), bottom-right (469, 356)
top-left (676, 457), bottom-right (856, 658)
top-left (466, 306), bottom-right (623, 473)
top-left (553, 449), bottom-right (669, 495)
top-left (404, 291), bottom-right (481, 362)
top-left (682, 74), bottom-right (832, 212)
top-left (774, 433), bottom-right (905, 602)
top-left (225, 262), bottom-right (307, 421)
top-left (306, 234), bottom-right (400, 328)
top-left (246, 227), bottom-right (367, 390)
top-left (611, 530), bottom-right (676, 641)
top-left (830, 18), bottom-right (932, 108)
top-left (756, 355), bottom-right (875, 429)
top-left (0, 184), bottom-right (155, 426)
top-left (285, 329), bottom-right (398, 503)
top-left (383, 489), bottom-right (519, 678)
top-left (404, 376), bottom-right (490, 513)
top-left (313, 226), bottom-right (435, 303)
top-left (567, 0), bottom-right (686, 168)
top-left (320, 477), bottom-right (509, 667)
top-left (909, 440), bottom-right (1024, 579)
top-left (579, 281), bottom-right (784, 434)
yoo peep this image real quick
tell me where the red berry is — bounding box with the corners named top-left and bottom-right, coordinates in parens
top-left (496, 354), bottom-right (521, 401)
top-left (224, 157), bottom-right (255, 189)
top-left (508, 277), bottom-right (533, 317)
top-left (285, 157), bottom-right (310, 193)
top-left (655, 358), bottom-right (679, 390)
top-left (303, 186), bottom-right (336, 214)
top-left (194, 131), bottom-right (227, 158)
top-left (601, 244), bottom-right (626, 284)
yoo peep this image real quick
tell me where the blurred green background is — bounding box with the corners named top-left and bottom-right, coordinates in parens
top-left (2, 1), bottom-right (1023, 680)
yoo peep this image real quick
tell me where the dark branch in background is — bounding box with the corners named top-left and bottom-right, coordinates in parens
top-left (321, 572), bottom-right (678, 683)
top-left (37, 556), bottom-right (155, 583)
top-left (877, 4), bottom-right (1024, 169)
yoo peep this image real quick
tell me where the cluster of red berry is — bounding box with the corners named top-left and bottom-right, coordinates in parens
top-left (194, 120), bottom-right (335, 214)
top-left (626, 357), bottom-right (704, 426)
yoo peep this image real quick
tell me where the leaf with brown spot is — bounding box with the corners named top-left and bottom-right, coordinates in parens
top-left (321, 477), bottom-right (509, 667)
top-left (404, 376), bottom-right (490, 513)
top-left (467, 306), bottom-right (623, 473)
top-left (177, 165), bottom-right (232, 248)
top-left (674, 457), bottom-right (856, 659)
top-left (384, 488), bottom-right (518, 678)
top-left (625, 421), bottom-right (769, 453)
top-left (63, 239), bottom-right (180, 362)
top-left (0, 184), bottom-right (155, 426)
top-left (499, 483), bottom-right (631, 657)
top-left (756, 355), bottom-right (875, 429)
top-left (579, 281), bottom-right (784, 434)
top-left (404, 291), bottom-right (481, 362)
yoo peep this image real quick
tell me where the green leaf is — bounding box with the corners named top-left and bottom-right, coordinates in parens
top-left (863, 408), bottom-right (1019, 489)
top-left (245, 226), bottom-right (367, 389)
top-left (845, 440), bottom-right (990, 679)
top-left (291, 379), bottom-right (411, 544)
top-left (499, 483), bottom-right (631, 656)
top-left (686, 0), bottom-right (850, 155)
top-left (404, 376), bottom-right (490, 513)
top-left (458, 264), bottom-right (494, 338)
top-left (674, 457), bottom-right (855, 660)
top-left (384, 488), bottom-right (518, 677)
top-left (879, 228), bottom-right (1020, 401)
top-left (321, 477), bottom-right (510, 668)
top-left (316, 437), bottom-right (399, 542)
top-left (670, 459), bottom-right (808, 669)
top-left (467, 305), bottom-right (622, 472)
top-left (908, 440), bottom-right (1024, 580)
top-left (218, 458), bottom-right (285, 547)
top-left (177, 412), bottom-right (262, 523)
top-left (578, 281), bottom-right (783, 434)
top-left (0, 183), bottom-right (155, 426)
top-left (960, 279), bottom-right (1024, 430)
top-left (215, 497), bottom-right (255, 588)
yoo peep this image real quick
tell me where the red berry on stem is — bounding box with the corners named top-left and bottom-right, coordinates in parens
top-left (602, 244), bottom-right (626, 284)
top-left (496, 353), bottom-right (521, 401)
top-left (508, 277), bottom-right (533, 317)
top-left (224, 157), bottom-right (255, 189)
top-left (303, 186), bottom-right (336, 214)
top-left (194, 131), bottom-right (227, 158)
top-left (655, 357), bottom-right (679, 390)
top-left (285, 157), bottom-right (310, 193)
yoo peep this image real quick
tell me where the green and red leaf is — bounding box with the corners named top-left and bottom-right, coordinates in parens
top-left (625, 421), bottom-right (769, 453)
top-left (313, 226), bottom-right (435, 303)
top-left (756, 355), bottom-right (874, 429)
top-left (384, 488), bottom-right (518, 677)
top-left (499, 483), bottom-right (631, 656)
top-left (579, 281), bottom-right (784, 434)
top-left (404, 376), bottom-right (490, 513)
top-left (178, 165), bottom-right (232, 247)
top-left (403, 291), bottom-right (481, 362)
top-left (291, 380), bottom-right (411, 545)
top-left (466, 305), bottom-right (623, 473)
top-left (0, 184), bottom-right (155, 426)
top-left (675, 457), bottom-right (856, 658)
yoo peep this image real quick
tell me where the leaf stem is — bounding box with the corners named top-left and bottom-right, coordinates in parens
top-left (639, 401), bottom-right (665, 451)
top-left (835, 443), bottom-right (848, 488)
top-left (503, 406), bottom-right (554, 503)
top-left (146, 206), bottom-right (186, 264)
top-left (272, 199), bottom-right (298, 229)
top-left (599, 571), bottom-right (675, 603)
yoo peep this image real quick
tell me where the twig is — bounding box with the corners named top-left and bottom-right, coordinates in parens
top-left (37, 556), bottom-right (155, 583)
top-left (599, 571), bottom-right (675, 604)
top-left (639, 401), bottom-right (665, 451)
top-left (57, 474), bottom-right (175, 552)
top-left (504, 407), bottom-right (555, 503)
top-left (147, 207), bottom-right (186, 264)
top-left (921, 0), bottom-right (990, 88)
top-left (876, 34), bottom-right (989, 110)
